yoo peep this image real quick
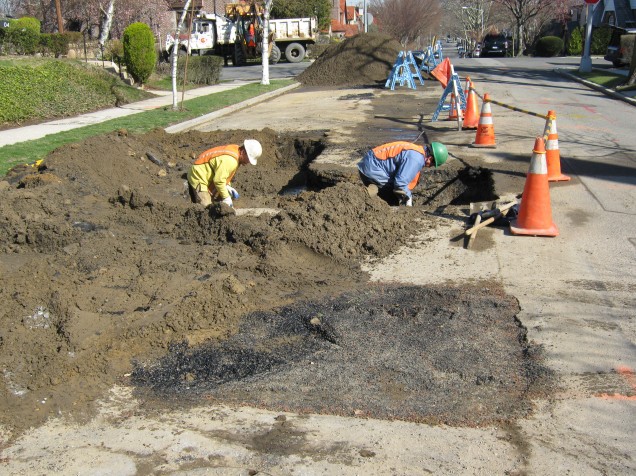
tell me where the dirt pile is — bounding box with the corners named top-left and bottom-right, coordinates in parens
top-left (297, 32), bottom-right (403, 87)
top-left (0, 128), bottom-right (425, 433)
top-left (0, 121), bottom-right (550, 436)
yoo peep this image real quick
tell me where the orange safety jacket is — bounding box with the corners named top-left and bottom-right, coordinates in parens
top-left (190, 144), bottom-right (240, 198)
top-left (370, 141), bottom-right (426, 190)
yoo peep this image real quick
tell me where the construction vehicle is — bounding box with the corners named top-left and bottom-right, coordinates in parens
top-left (164, 1), bottom-right (317, 66)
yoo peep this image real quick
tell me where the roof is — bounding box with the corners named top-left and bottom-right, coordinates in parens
top-left (330, 19), bottom-right (359, 37)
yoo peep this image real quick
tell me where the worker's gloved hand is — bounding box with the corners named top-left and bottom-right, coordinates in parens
top-left (405, 197), bottom-right (413, 207)
top-left (221, 197), bottom-right (233, 208)
top-left (226, 185), bottom-right (240, 199)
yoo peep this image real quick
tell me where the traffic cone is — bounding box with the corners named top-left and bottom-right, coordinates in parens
top-left (463, 77), bottom-right (480, 129)
top-left (470, 93), bottom-right (496, 148)
top-left (510, 137), bottom-right (559, 237)
top-left (431, 57), bottom-right (451, 88)
top-left (543, 110), bottom-right (570, 182)
top-left (447, 93), bottom-right (459, 120)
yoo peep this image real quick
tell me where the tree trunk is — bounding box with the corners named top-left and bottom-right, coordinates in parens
top-left (627, 39), bottom-right (636, 86)
top-left (172, 0), bottom-right (192, 110)
top-left (261, 0), bottom-right (273, 85)
top-left (98, 0), bottom-right (115, 52)
top-left (54, 0), bottom-right (64, 33)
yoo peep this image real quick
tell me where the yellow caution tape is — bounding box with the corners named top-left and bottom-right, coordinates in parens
top-left (470, 87), bottom-right (553, 141)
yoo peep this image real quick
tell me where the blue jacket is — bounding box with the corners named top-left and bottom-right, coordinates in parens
top-left (358, 142), bottom-right (429, 198)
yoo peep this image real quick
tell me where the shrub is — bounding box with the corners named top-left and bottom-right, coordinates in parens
top-left (7, 17), bottom-right (41, 55)
top-left (567, 26), bottom-right (583, 55)
top-left (122, 22), bottom-right (156, 85)
top-left (591, 24), bottom-right (612, 55)
top-left (39, 32), bottom-right (70, 57)
top-left (104, 39), bottom-right (124, 63)
top-left (535, 36), bottom-right (564, 57)
top-left (178, 55), bottom-right (223, 84)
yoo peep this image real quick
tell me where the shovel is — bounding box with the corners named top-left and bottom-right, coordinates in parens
top-left (465, 200), bottom-right (517, 237)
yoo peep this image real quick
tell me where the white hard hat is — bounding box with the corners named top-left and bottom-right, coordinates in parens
top-left (243, 139), bottom-right (262, 165)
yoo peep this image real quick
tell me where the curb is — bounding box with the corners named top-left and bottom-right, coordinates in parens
top-left (555, 68), bottom-right (636, 107)
top-left (164, 82), bottom-right (302, 134)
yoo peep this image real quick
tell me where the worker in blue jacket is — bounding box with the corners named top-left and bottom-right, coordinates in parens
top-left (358, 141), bottom-right (448, 206)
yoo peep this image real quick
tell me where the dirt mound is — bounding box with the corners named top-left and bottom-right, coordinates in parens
top-left (0, 128), bottom-right (424, 433)
top-left (297, 32), bottom-right (403, 87)
top-left (0, 121), bottom-right (549, 437)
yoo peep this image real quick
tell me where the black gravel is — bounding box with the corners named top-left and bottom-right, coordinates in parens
top-left (132, 284), bottom-right (553, 426)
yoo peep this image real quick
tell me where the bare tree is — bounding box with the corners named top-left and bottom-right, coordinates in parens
top-left (98, 0), bottom-right (115, 56)
top-left (443, 0), bottom-right (494, 44)
top-left (494, 0), bottom-right (551, 55)
top-left (171, 0), bottom-right (190, 110)
top-left (261, 0), bottom-right (273, 85)
top-left (0, 0), bottom-right (19, 15)
top-left (370, 0), bottom-right (442, 48)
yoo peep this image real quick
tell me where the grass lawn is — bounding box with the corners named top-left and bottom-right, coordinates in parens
top-left (572, 70), bottom-right (628, 89)
top-left (0, 80), bottom-right (294, 176)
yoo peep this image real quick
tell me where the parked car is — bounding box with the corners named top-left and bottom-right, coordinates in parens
top-left (481, 34), bottom-right (509, 57)
top-left (605, 26), bottom-right (636, 67)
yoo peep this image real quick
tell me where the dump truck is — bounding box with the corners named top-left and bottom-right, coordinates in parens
top-left (164, 1), bottom-right (317, 65)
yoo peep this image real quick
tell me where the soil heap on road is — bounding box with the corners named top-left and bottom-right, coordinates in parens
top-left (298, 32), bottom-right (403, 87)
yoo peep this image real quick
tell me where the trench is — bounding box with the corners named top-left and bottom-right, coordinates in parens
top-left (130, 133), bottom-right (550, 427)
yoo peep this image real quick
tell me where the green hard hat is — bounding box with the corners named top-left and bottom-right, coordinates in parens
top-left (430, 142), bottom-right (448, 167)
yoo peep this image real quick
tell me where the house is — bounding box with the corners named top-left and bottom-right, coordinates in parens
top-left (574, 0), bottom-right (636, 28)
top-left (330, 0), bottom-right (360, 38)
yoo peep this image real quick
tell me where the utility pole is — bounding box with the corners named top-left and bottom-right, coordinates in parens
top-left (55, 0), bottom-right (64, 33)
top-left (579, 0), bottom-right (600, 73)
top-left (363, 0), bottom-right (367, 33)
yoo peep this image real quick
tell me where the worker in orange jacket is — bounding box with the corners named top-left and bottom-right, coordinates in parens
top-left (358, 141), bottom-right (448, 206)
top-left (187, 139), bottom-right (262, 208)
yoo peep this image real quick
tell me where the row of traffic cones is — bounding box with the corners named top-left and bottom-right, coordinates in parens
top-left (464, 87), bottom-right (568, 237)
top-left (431, 59), bottom-right (568, 238)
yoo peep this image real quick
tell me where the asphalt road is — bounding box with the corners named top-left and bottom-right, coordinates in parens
top-left (220, 60), bottom-right (311, 82)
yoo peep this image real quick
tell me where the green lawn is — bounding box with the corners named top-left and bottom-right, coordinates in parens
top-left (573, 70), bottom-right (628, 89)
top-left (0, 80), bottom-right (294, 176)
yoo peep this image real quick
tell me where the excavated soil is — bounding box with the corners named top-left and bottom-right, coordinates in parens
top-left (0, 42), bottom-right (552, 436)
top-left (297, 32), bottom-right (403, 87)
top-left (0, 125), bottom-right (552, 436)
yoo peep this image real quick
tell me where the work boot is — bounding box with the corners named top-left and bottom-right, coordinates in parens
top-left (365, 184), bottom-right (378, 197)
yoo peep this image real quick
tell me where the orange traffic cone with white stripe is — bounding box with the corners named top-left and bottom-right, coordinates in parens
top-left (510, 137), bottom-right (559, 237)
top-left (463, 77), bottom-right (480, 129)
top-left (543, 110), bottom-right (570, 182)
top-left (470, 93), bottom-right (496, 148)
top-left (447, 93), bottom-right (459, 120)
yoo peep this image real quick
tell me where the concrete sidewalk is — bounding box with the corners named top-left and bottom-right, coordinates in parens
top-left (0, 80), bottom-right (291, 148)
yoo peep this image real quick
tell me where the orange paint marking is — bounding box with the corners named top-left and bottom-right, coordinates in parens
top-left (616, 366), bottom-right (636, 390)
top-left (595, 366), bottom-right (636, 401)
top-left (596, 393), bottom-right (636, 401)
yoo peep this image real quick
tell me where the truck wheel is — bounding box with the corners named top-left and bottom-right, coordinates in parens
top-left (269, 44), bottom-right (281, 65)
top-left (285, 42), bottom-right (305, 63)
top-left (233, 43), bottom-right (246, 66)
